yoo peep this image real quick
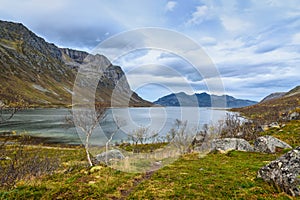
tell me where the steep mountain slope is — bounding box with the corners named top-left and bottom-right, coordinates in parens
top-left (232, 85), bottom-right (300, 122)
top-left (0, 20), bottom-right (151, 107)
top-left (153, 92), bottom-right (257, 108)
top-left (260, 92), bottom-right (286, 103)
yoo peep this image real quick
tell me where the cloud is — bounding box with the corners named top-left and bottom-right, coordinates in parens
top-left (292, 33), bottom-right (300, 45)
top-left (254, 44), bottom-right (280, 54)
top-left (165, 1), bottom-right (177, 12)
top-left (199, 36), bottom-right (217, 46)
top-left (0, 0), bottom-right (300, 101)
top-left (186, 5), bottom-right (209, 25)
top-left (220, 15), bottom-right (251, 33)
top-left (114, 50), bottom-right (204, 82)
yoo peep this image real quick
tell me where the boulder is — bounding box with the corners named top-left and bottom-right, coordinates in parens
top-left (195, 138), bottom-right (254, 153)
top-left (96, 149), bottom-right (124, 164)
top-left (254, 135), bottom-right (292, 153)
top-left (211, 138), bottom-right (254, 153)
top-left (257, 147), bottom-right (300, 197)
top-left (289, 112), bottom-right (300, 120)
top-left (269, 122), bottom-right (280, 129)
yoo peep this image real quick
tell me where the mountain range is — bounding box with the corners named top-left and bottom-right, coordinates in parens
top-left (0, 20), bottom-right (151, 107)
top-left (153, 92), bottom-right (257, 108)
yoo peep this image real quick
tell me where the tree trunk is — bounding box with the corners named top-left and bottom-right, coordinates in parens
top-left (105, 142), bottom-right (108, 164)
top-left (85, 134), bottom-right (93, 167)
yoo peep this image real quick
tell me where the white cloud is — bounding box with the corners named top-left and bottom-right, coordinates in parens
top-left (199, 36), bottom-right (217, 46)
top-left (291, 33), bottom-right (300, 45)
top-left (220, 16), bottom-right (252, 33)
top-left (186, 5), bottom-right (209, 25)
top-left (1, 0), bottom-right (300, 101)
top-left (165, 1), bottom-right (177, 12)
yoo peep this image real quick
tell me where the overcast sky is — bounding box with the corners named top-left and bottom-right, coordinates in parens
top-left (1, 0), bottom-right (300, 102)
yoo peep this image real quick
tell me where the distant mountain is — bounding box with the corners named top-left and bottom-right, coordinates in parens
top-left (0, 20), bottom-right (151, 107)
top-left (153, 92), bottom-right (257, 108)
top-left (260, 92), bottom-right (286, 103)
top-left (233, 85), bottom-right (300, 122)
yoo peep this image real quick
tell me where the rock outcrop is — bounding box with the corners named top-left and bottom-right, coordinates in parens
top-left (96, 149), bottom-right (125, 164)
top-left (194, 138), bottom-right (254, 153)
top-left (289, 112), bottom-right (300, 120)
top-left (257, 147), bottom-right (300, 197)
top-left (193, 135), bottom-right (292, 154)
top-left (254, 135), bottom-right (292, 153)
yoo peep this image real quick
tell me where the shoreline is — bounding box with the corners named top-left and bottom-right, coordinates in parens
top-left (0, 131), bottom-right (82, 148)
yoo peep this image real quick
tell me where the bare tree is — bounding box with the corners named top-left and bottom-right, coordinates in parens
top-left (128, 126), bottom-right (146, 146)
top-left (128, 126), bottom-right (159, 146)
top-left (69, 104), bottom-right (107, 166)
top-left (104, 118), bottom-right (126, 164)
top-left (169, 119), bottom-right (193, 154)
top-left (219, 113), bottom-right (261, 141)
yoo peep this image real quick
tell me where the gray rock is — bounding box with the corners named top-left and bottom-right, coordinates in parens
top-left (257, 147), bottom-right (300, 197)
top-left (289, 112), bottom-right (300, 120)
top-left (195, 138), bottom-right (254, 153)
top-left (254, 135), bottom-right (292, 153)
top-left (192, 131), bottom-right (206, 147)
top-left (269, 122), bottom-right (280, 129)
top-left (211, 138), bottom-right (254, 152)
top-left (0, 100), bottom-right (4, 108)
top-left (96, 149), bottom-right (124, 164)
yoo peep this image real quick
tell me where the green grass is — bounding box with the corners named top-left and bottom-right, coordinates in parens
top-left (119, 142), bottom-right (168, 153)
top-left (0, 146), bottom-right (298, 199)
top-left (1, 121), bottom-right (300, 199)
top-left (127, 152), bottom-right (294, 199)
top-left (260, 120), bottom-right (300, 148)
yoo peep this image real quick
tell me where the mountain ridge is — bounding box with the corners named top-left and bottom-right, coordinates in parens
top-left (232, 85), bottom-right (300, 122)
top-left (154, 92), bottom-right (257, 108)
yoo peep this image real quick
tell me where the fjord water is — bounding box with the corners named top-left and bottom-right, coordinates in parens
top-left (0, 107), bottom-right (229, 145)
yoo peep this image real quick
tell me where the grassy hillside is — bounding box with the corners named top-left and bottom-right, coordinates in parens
top-left (232, 86), bottom-right (300, 123)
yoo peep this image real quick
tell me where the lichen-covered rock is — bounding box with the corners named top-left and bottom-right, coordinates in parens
top-left (289, 112), bottom-right (300, 120)
top-left (195, 138), bottom-right (254, 153)
top-left (257, 147), bottom-right (300, 197)
top-left (96, 149), bottom-right (125, 164)
top-left (254, 135), bottom-right (292, 153)
top-left (211, 138), bottom-right (254, 153)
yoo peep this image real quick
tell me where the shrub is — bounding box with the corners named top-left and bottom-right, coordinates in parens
top-left (0, 135), bottom-right (59, 189)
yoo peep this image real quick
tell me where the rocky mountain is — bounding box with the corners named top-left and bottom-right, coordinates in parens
top-left (0, 20), bottom-right (151, 107)
top-left (153, 92), bottom-right (257, 108)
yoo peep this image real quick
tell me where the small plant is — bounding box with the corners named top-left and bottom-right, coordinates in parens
top-left (218, 113), bottom-right (261, 141)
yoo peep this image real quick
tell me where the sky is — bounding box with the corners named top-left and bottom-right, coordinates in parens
top-left (0, 0), bottom-right (300, 102)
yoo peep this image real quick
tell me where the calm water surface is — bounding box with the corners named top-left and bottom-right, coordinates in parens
top-left (0, 107), bottom-right (230, 145)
